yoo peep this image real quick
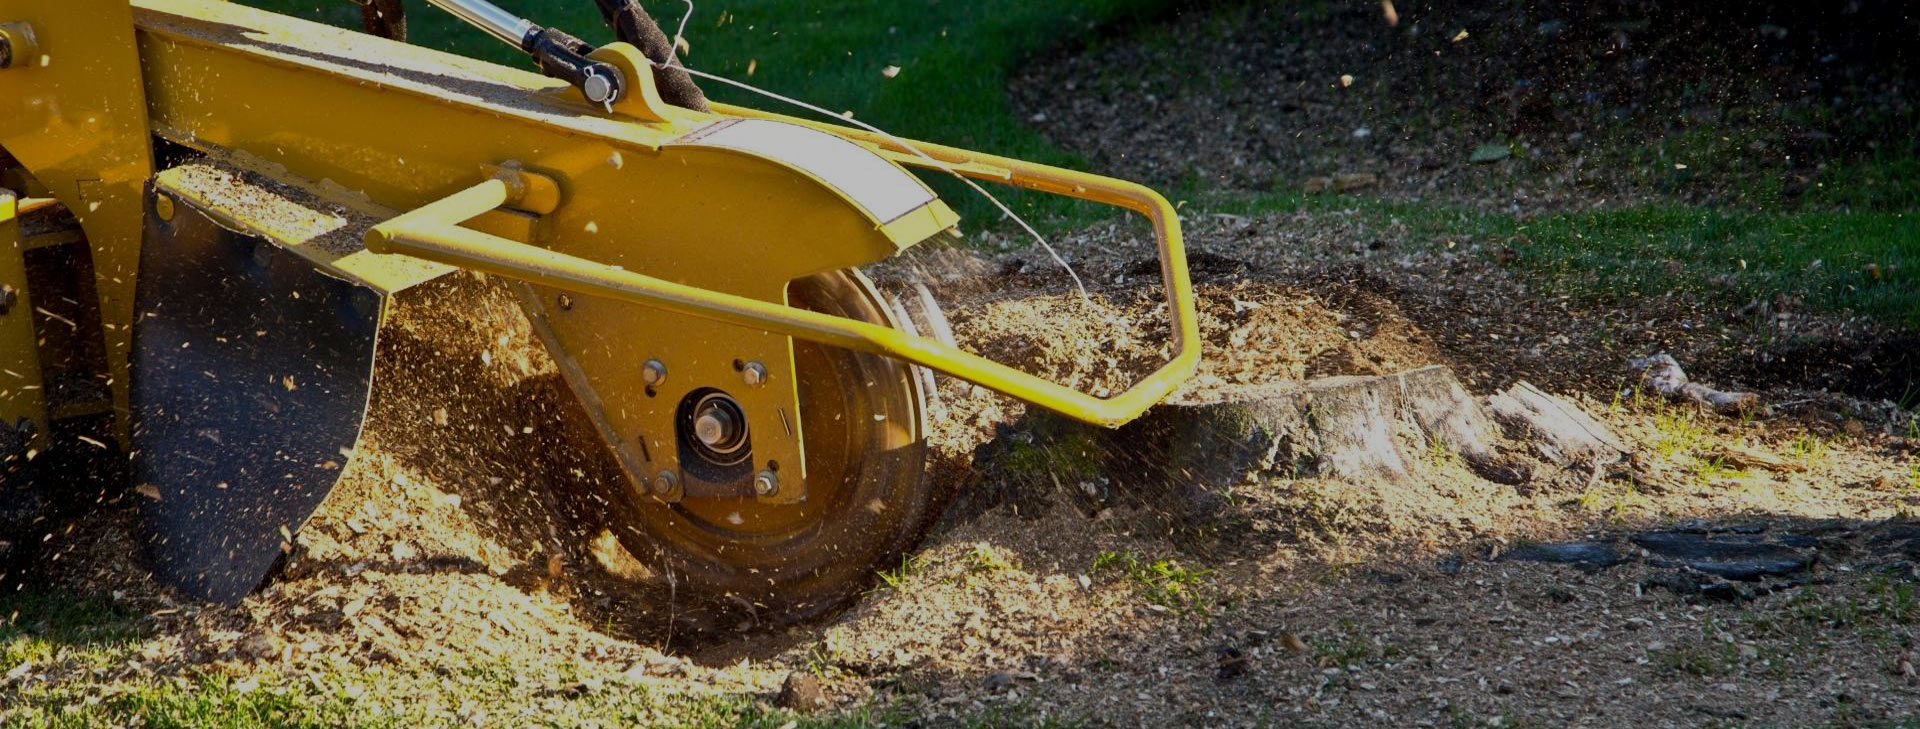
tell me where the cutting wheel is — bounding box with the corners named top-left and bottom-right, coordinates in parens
top-left (613, 270), bottom-right (943, 627)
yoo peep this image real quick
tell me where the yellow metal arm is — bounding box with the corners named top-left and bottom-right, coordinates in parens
top-left (366, 160), bottom-right (1199, 428)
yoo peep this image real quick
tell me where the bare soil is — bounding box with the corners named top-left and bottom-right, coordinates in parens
top-left (1010, 0), bottom-right (1919, 211)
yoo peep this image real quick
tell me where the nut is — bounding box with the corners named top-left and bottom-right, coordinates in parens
top-left (752, 469), bottom-right (778, 497)
top-left (641, 359), bottom-right (667, 386)
top-left (741, 361), bottom-right (768, 387)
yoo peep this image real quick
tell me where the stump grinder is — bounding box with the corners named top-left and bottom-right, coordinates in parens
top-left (0, 0), bottom-right (1197, 621)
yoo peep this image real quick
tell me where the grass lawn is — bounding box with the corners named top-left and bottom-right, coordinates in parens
top-left (1212, 191), bottom-right (1920, 328)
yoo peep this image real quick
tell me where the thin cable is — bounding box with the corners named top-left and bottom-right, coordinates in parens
top-left (645, 0), bottom-right (1088, 298)
top-left (670, 64), bottom-right (1091, 300)
top-left (665, 0), bottom-right (694, 68)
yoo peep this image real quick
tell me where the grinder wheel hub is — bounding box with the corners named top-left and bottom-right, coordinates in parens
top-left (689, 394), bottom-right (746, 455)
top-left (612, 271), bottom-right (945, 630)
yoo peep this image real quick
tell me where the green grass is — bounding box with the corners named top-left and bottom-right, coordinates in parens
top-left (870, 550), bottom-right (929, 593)
top-left (1090, 549), bottom-right (1216, 616)
top-left (1212, 190), bottom-right (1920, 327)
top-left (1, 590), bottom-right (146, 670)
top-left (1787, 432), bottom-right (1833, 467)
top-left (1511, 206), bottom-right (1919, 325)
top-left (962, 543), bottom-right (1015, 577)
top-left (1648, 406), bottom-right (1711, 461)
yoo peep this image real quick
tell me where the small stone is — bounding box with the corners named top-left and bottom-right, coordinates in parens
top-left (1470, 143), bottom-right (1512, 163)
top-left (1215, 645), bottom-right (1250, 681)
top-left (548, 678), bottom-right (603, 697)
top-left (775, 670), bottom-right (828, 713)
top-left (1280, 632), bottom-right (1308, 654)
top-left (241, 634), bottom-right (279, 661)
top-left (982, 671), bottom-right (1015, 692)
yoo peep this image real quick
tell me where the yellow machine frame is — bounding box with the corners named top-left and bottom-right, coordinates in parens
top-left (0, 0), bottom-right (1197, 502)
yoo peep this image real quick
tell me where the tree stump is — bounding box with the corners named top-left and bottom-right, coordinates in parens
top-left (1119, 365), bottom-right (1501, 488)
top-left (1484, 381), bottom-right (1630, 468)
top-left (973, 365), bottom-right (1627, 545)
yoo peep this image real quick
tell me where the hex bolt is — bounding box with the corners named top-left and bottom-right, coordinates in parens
top-left (650, 471), bottom-right (677, 496)
top-left (693, 407), bottom-right (734, 449)
top-left (741, 361), bottom-right (768, 387)
top-left (752, 469), bottom-right (778, 497)
top-left (641, 359), bottom-right (667, 386)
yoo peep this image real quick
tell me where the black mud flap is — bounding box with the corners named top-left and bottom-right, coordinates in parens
top-left (131, 188), bottom-right (380, 604)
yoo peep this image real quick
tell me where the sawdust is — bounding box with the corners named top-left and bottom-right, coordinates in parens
top-left (869, 241), bottom-right (1444, 410)
top-left (11, 177), bottom-right (1920, 728)
top-left (161, 162), bottom-right (374, 256)
top-left (13, 208), bottom-right (1920, 724)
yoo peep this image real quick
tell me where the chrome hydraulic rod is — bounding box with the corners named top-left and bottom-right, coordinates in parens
top-left (422, 0), bottom-right (533, 47)
top-left (420, 0), bottom-right (624, 106)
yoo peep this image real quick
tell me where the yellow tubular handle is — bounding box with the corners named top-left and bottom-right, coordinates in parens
top-left (367, 157), bottom-right (1199, 428)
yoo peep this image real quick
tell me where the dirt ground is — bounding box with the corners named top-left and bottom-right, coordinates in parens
top-left (1011, 0), bottom-right (1920, 212)
top-left (7, 2), bottom-right (1920, 727)
top-left (10, 203), bottom-right (1919, 726)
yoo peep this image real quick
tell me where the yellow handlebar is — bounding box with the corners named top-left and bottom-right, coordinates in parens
top-left (366, 135), bottom-right (1199, 428)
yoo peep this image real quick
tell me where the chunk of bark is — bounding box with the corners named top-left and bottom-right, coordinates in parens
top-left (1711, 444), bottom-right (1804, 473)
top-left (1630, 354), bottom-right (1759, 414)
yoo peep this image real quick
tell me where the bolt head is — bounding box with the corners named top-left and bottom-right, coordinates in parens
top-left (650, 471), bottom-right (677, 495)
top-left (741, 362), bottom-right (768, 387)
top-left (752, 469), bottom-right (778, 496)
top-left (154, 194), bottom-right (176, 222)
top-left (641, 359), bottom-right (667, 386)
top-left (693, 409), bottom-right (731, 448)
